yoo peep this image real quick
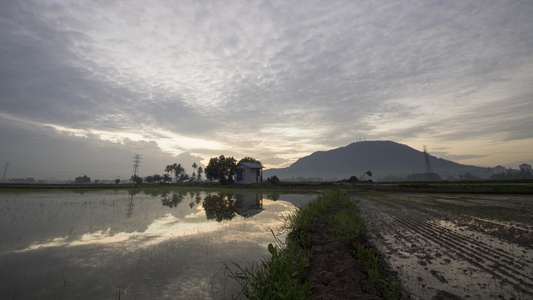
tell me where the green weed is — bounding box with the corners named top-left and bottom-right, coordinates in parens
top-left (225, 230), bottom-right (310, 300)
top-left (355, 244), bottom-right (399, 300)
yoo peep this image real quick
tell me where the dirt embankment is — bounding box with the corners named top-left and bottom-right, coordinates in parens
top-left (305, 201), bottom-right (390, 299)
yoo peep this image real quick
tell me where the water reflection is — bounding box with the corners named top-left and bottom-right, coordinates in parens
top-left (235, 193), bottom-right (264, 217)
top-left (126, 190), bottom-right (135, 218)
top-left (135, 190), bottom-right (267, 222)
top-left (161, 190), bottom-right (186, 208)
top-left (203, 192), bottom-right (237, 222)
top-left (265, 193), bottom-right (280, 201)
top-left (0, 189), bottom-right (316, 299)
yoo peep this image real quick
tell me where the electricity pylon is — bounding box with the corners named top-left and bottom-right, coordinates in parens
top-left (423, 145), bottom-right (434, 181)
top-left (131, 154), bottom-right (141, 179)
top-left (1, 163), bottom-right (9, 182)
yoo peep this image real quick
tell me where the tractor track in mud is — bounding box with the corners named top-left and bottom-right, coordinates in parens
top-left (384, 208), bottom-right (533, 294)
top-left (354, 194), bottom-right (533, 300)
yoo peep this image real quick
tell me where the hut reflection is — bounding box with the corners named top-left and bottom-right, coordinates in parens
top-left (234, 193), bottom-right (264, 218)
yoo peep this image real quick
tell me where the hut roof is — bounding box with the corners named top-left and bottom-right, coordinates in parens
top-left (238, 162), bottom-right (262, 169)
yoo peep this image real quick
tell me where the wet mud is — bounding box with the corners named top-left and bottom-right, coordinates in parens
top-left (355, 193), bottom-right (533, 300)
top-left (305, 202), bottom-right (382, 299)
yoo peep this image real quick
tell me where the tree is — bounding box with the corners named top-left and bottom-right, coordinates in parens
top-left (145, 174), bottom-right (163, 184)
top-left (75, 175), bottom-right (91, 184)
top-left (145, 175), bottom-right (155, 183)
top-left (164, 164), bottom-right (174, 180)
top-left (165, 163), bottom-right (188, 182)
top-left (238, 156), bottom-right (262, 166)
top-left (191, 162), bottom-right (198, 181)
top-left (178, 173), bottom-right (190, 182)
top-left (162, 173), bottom-right (172, 183)
top-left (197, 166), bottom-right (203, 181)
top-left (131, 175), bottom-right (143, 185)
top-left (205, 155), bottom-right (237, 185)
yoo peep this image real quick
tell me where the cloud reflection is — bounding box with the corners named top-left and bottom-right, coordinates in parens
top-left (14, 196), bottom-right (298, 254)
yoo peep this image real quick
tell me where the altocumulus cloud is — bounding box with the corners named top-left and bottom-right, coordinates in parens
top-left (1, 0), bottom-right (532, 179)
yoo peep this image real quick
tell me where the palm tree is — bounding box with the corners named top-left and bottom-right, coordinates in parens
top-left (197, 166), bottom-right (203, 181)
top-left (164, 164), bottom-right (173, 182)
top-left (191, 162), bottom-right (198, 181)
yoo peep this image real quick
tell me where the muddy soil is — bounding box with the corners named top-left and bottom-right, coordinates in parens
top-left (306, 202), bottom-right (382, 299)
top-left (354, 193), bottom-right (533, 300)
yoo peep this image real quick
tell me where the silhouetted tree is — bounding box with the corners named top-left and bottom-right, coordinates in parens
top-left (197, 166), bottom-right (204, 181)
top-left (205, 155), bottom-right (237, 185)
top-left (131, 175), bottom-right (143, 185)
top-left (178, 173), bottom-right (190, 182)
top-left (267, 175), bottom-right (279, 184)
top-left (191, 162), bottom-right (198, 181)
top-left (164, 164), bottom-right (173, 180)
top-left (75, 175), bottom-right (91, 184)
top-left (164, 163), bottom-right (189, 182)
top-left (162, 173), bottom-right (172, 183)
top-left (145, 174), bottom-right (163, 183)
top-left (238, 156), bottom-right (262, 166)
top-left (145, 175), bottom-right (154, 183)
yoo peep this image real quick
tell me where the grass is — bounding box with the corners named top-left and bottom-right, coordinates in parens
top-left (327, 193), bottom-right (367, 243)
top-left (225, 229), bottom-right (311, 300)
top-left (226, 190), bottom-right (399, 299)
top-left (354, 244), bottom-right (399, 300)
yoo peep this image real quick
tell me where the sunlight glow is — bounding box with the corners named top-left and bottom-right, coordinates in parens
top-left (44, 123), bottom-right (227, 156)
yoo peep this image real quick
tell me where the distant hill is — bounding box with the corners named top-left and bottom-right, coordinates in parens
top-left (263, 141), bottom-right (490, 181)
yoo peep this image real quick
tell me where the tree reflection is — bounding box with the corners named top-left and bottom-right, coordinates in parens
top-left (202, 193), bottom-right (237, 222)
top-left (141, 188), bottom-right (163, 198)
top-left (195, 192), bottom-right (202, 204)
top-left (161, 191), bottom-right (186, 208)
top-left (266, 193), bottom-right (280, 201)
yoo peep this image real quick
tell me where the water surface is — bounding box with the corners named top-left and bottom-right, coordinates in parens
top-left (0, 189), bottom-right (316, 299)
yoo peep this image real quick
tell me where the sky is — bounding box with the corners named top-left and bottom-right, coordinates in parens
top-left (1, 0), bottom-right (532, 180)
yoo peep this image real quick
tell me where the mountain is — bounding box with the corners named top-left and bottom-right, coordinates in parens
top-left (263, 141), bottom-right (489, 181)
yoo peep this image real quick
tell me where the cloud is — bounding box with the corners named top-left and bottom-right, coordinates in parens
top-left (1, 0), bottom-right (532, 178)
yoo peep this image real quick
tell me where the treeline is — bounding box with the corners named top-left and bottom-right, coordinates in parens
top-left (131, 162), bottom-right (204, 184)
top-left (132, 155), bottom-right (262, 185)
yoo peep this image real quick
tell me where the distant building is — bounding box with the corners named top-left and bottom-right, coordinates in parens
top-left (519, 163), bottom-right (532, 174)
top-left (235, 162), bottom-right (263, 184)
top-left (492, 165), bottom-right (506, 175)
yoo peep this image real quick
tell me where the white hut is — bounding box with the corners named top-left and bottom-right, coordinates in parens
top-left (235, 162), bottom-right (263, 184)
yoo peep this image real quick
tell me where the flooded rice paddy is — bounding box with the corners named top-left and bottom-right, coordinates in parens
top-left (0, 189), bottom-right (316, 299)
top-left (356, 193), bottom-right (533, 300)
